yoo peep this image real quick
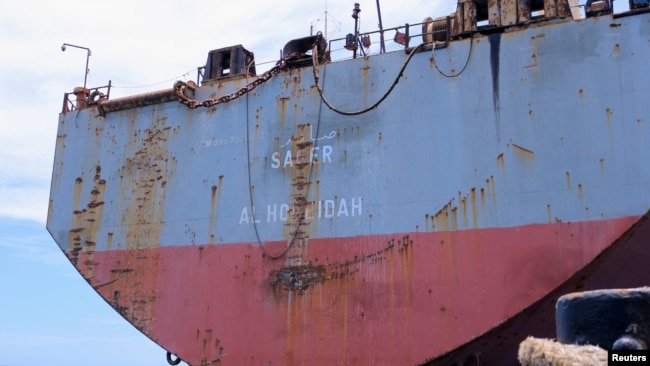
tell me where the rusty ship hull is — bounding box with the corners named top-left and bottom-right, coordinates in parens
top-left (48, 2), bottom-right (650, 365)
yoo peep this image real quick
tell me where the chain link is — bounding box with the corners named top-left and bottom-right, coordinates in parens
top-left (174, 53), bottom-right (301, 109)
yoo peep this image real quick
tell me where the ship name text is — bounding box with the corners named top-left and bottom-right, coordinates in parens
top-left (271, 145), bottom-right (333, 169)
top-left (239, 197), bottom-right (362, 224)
top-left (271, 127), bottom-right (337, 169)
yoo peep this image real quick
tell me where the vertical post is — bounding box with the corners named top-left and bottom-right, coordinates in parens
top-left (404, 23), bottom-right (410, 48)
top-left (463, 0), bottom-right (478, 32)
top-left (518, 0), bottom-right (531, 23)
top-left (376, 0), bottom-right (386, 53)
top-left (488, 0), bottom-right (501, 25)
top-left (61, 43), bottom-right (92, 90)
top-left (352, 3), bottom-right (361, 59)
top-left (83, 50), bottom-right (90, 90)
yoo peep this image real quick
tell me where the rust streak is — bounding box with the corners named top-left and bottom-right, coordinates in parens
top-left (93, 279), bottom-right (118, 289)
top-left (209, 175), bottom-right (224, 244)
top-left (470, 188), bottom-right (478, 229)
top-left (69, 165), bottom-right (106, 278)
top-left (284, 124), bottom-right (314, 265)
top-left (511, 143), bottom-right (534, 157)
top-left (578, 183), bottom-right (584, 201)
top-left (121, 115), bottom-right (171, 250)
top-left (606, 107), bottom-right (613, 138)
top-left (107, 232), bottom-right (113, 251)
top-left (433, 202), bottom-right (452, 231)
top-left (480, 188), bottom-right (487, 227)
top-left (460, 193), bottom-right (468, 229)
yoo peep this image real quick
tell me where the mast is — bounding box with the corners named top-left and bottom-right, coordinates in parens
top-left (376, 0), bottom-right (386, 53)
top-left (325, 0), bottom-right (328, 38)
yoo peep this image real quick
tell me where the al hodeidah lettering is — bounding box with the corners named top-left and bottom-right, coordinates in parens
top-left (609, 350), bottom-right (650, 365)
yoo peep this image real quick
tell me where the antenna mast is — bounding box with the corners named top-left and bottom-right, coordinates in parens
top-left (325, 0), bottom-right (328, 38)
top-left (376, 0), bottom-right (386, 53)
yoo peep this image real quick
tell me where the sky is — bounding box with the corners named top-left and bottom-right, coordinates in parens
top-left (0, 1), bottom-right (458, 365)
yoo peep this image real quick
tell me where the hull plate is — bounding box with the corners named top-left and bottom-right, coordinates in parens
top-left (74, 217), bottom-right (637, 365)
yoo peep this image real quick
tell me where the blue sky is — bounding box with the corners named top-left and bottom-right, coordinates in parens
top-left (0, 1), bottom-right (453, 364)
top-left (0, 217), bottom-right (169, 365)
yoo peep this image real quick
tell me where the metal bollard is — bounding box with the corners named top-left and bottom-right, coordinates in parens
top-left (556, 287), bottom-right (650, 350)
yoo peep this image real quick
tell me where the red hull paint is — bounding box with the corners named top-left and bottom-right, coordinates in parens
top-left (431, 213), bottom-right (650, 365)
top-left (74, 217), bottom-right (637, 365)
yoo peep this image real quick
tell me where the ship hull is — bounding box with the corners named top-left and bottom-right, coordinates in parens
top-left (431, 213), bottom-right (650, 365)
top-left (73, 218), bottom-right (637, 365)
top-left (48, 9), bottom-right (650, 366)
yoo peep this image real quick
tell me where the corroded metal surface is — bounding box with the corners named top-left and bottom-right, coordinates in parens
top-left (48, 6), bottom-right (650, 366)
top-left (98, 89), bottom-right (180, 114)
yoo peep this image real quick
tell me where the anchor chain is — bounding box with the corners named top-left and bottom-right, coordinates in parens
top-left (174, 52), bottom-right (303, 109)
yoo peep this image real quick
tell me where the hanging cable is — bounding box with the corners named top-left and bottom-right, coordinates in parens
top-left (430, 33), bottom-right (474, 78)
top-left (245, 57), bottom-right (326, 260)
top-left (245, 80), bottom-right (292, 260)
top-left (112, 69), bottom-right (194, 89)
top-left (311, 43), bottom-right (426, 116)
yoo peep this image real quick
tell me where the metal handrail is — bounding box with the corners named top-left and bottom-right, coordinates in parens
top-left (327, 18), bottom-right (450, 60)
top-left (61, 81), bottom-right (112, 113)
